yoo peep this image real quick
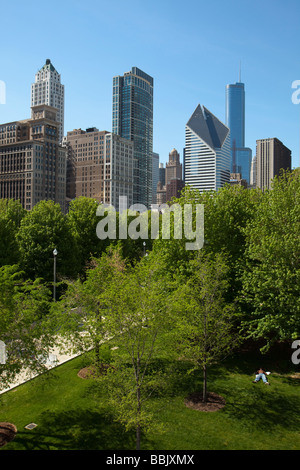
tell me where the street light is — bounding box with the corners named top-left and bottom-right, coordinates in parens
top-left (53, 248), bottom-right (58, 301)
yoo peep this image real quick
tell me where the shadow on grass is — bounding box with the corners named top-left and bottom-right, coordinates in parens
top-left (221, 384), bottom-right (300, 433)
top-left (12, 409), bottom-right (136, 450)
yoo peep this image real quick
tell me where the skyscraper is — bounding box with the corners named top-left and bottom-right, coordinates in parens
top-left (184, 104), bottom-right (230, 192)
top-left (0, 105), bottom-right (67, 211)
top-left (225, 79), bottom-right (252, 183)
top-left (155, 148), bottom-right (184, 204)
top-left (31, 59), bottom-right (65, 143)
top-left (65, 128), bottom-right (134, 211)
top-left (152, 152), bottom-right (159, 204)
top-left (112, 67), bottom-right (153, 208)
top-left (256, 138), bottom-right (291, 190)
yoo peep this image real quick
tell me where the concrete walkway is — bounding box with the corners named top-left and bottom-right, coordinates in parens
top-left (0, 346), bottom-right (79, 395)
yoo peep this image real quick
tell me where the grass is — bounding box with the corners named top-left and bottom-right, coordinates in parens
top-left (0, 345), bottom-right (300, 451)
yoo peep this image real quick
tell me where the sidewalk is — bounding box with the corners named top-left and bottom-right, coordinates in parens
top-left (0, 346), bottom-right (80, 395)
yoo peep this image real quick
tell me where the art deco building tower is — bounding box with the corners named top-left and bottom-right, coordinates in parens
top-left (112, 67), bottom-right (153, 208)
top-left (31, 59), bottom-right (65, 143)
top-left (184, 104), bottom-right (230, 192)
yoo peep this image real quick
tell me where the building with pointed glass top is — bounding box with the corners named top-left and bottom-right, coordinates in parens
top-left (184, 105), bottom-right (231, 192)
top-left (31, 59), bottom-right (65, 143)
top-left (112, 67), bottom-right (153, 208)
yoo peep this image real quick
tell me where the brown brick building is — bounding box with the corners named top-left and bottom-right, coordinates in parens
top-left (0, 105), bottom-right (67, 211)
top-left (65, 128), bottom-right (134, 211)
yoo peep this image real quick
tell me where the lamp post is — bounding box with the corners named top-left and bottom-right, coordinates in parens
top-left (53, 248), bottom-right (58, 301)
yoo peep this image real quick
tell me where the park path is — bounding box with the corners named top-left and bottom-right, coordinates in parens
top-left (0, 346), bottom-right (79, 395)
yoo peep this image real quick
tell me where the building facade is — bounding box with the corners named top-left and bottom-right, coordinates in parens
top-left (65, 128), bottom-right (134, 211)
top-left (250, 154), bottom-right (257, 188)
top-left (112, 67), bottom-right (153, 208)
top-left (225, 81), bottom-right (252, 183)
top-left (0, 105), bottom-right (67, 211)
top-left (152, 152), bottom-right (159, 204)
top-left (31, 59), bottom-right (65, 143)
top-left (166, 148), bottom-right (182, 185)
top-left (156, 148), bottom-right (184, 203)
top-left (184, 105), bottom-right (230, 192)
top-left (256, 138), bottom-right (291, 190)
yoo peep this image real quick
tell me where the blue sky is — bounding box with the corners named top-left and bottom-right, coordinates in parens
top-left (1, 0), bottom-right (299, 168)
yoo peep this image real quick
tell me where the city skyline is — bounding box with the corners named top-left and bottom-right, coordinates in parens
top-left (1, 0), bottom-right (299, 170)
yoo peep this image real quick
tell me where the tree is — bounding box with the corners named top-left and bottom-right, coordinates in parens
top-left (172, 251), bottom-right (240, 403)
top-left (0, 199), bottom-right (26, 267)
top-left (0, 265), bottom-right (52, 390)
top-left (16, 200), bottom-right (80, 283)
top-left (241, 171), bottom-right (300, 349)
top-left (50, 245), bottom-right (126, 368)
top-left (100, 253), bottom-right (172, 450)
top-left (152, 184), bottom-right (260, 296)
top-left (67, 197), bottom-right (110, 275)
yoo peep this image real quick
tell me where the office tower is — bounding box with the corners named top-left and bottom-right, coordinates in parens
top-left (184, 104), bottom-right (230, 192)
top-left (152, 152), bottom-right (159, 204)
top-left (256, 138), bottom-right (291, 190)
top-left (31, 59), bottom-right (65, 143)
top-left (166, 178), bottom-right (185, 202)
top-left (112, 67), bottom-right (153, 208)
top-left (250, 155), bottom-right (257, 187)
top-left (230, 173), bottom-right (247, 188)
top-left (158, 162), bottom-right (165, 186)
top-left (0, 105), bottom-right (67, 211)
top-left (166, 148), bottom-right (182, 185)
top-left (155, 149), bottom-right (185, 203)
top-left (65, 128), bottom-right (134, 211)
top-left (225, 79), bottom-right (252, 183)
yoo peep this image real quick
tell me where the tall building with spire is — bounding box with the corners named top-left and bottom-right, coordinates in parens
top-left (225, 70), bottom-right (252, 183)
top-left (31, 59), bottom-right (65, 143)
top-left (112, 67), bottom-right (153, 208)
top-left (184, 104), bottom-right (230, 192)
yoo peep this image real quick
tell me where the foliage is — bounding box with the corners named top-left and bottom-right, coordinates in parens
top-left (67, 197), bottom-right (110, 275)
top-left (99, 253), bottom-right (174, 450)
top-left (241, 171), bottom-right (300, 349)
top-left (171, 251), bottom-right (241, 402)
top-left (16, 200), bottom-right (80, 282)
top-left (50, 245), bottom-right (126, 362)
top-left (0, 265), bottom-right (52, 390)
top-left (0, 199), bottom-right (26, 267)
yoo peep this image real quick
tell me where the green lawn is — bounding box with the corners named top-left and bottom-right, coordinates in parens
top-left (0, 348), bottom-right (300, 451)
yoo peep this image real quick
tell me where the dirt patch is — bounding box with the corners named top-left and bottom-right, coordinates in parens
top-left (184, 392), bottom-right (226, 412)
top-left (78, 364), bottom-right (114, 379)
top-left (0, 422), bottom-right (17, 447)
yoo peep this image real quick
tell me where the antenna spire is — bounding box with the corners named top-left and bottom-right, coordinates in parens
top-left (239, 61), bottom-right (241, 82)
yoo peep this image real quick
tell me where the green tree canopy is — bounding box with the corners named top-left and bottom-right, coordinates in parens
top-left (0, 265), bottom-right (52, 390)
top-left (171, 251), bottom-right (240, 402)
top-left (0, 199), bottom-right (26, 267)
top-left (241, 171), bottom-right (300, 349)
top-left (16, 200), bottom-right (80, 283)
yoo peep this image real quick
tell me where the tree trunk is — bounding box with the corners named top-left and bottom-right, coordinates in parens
top-left (136, 423), bottom-right (141, 451)
top-left (203, 364), bottom-right (207, 403)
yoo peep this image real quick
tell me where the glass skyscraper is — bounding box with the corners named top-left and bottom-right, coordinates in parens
top-left (112, 67), bottom-right (153, 208)
top-left (225, 81), bottom-right (252, 183)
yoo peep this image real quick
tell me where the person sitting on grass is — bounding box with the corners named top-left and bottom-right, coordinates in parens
top-left (252, 368), bottom-right (270, 385)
